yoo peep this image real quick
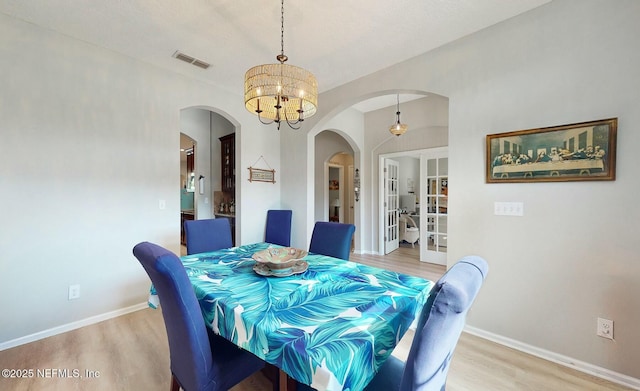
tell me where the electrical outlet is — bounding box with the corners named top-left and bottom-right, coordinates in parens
top-left (68, 284), bottom-right (80, 300)
top-left (597, 317), bottom-right (613, 339)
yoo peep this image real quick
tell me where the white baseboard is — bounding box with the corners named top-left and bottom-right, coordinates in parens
top-left (0, 302), bottom-right (149, 351)
top-left (465, 326), bottom-right (640, 390)
top-left (357, 250), bottom-right (380, 255)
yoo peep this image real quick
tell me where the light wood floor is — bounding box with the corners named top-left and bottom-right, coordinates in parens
top-left (0, 245), bottom-right (632, 391)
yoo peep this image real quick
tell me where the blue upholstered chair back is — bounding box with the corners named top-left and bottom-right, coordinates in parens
top-left (265, 209), bottom-right (293, 247)
top-left (184, 218), bottom-right (232, 255)
top-left (133, 242), bottom-right (215, 391)
top-left (133, 242), bottom-right (264, 391)
top-left (400, 256), bottom-right (487, 391)
top-left (298, 256), bottom-right (487, 391)
top-left (308, 221), bottom-right (356, 260)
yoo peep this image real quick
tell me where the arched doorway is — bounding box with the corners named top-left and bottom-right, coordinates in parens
top-left (325, 153), bottom-right (355, 224)
top-left (305, 90), bottom-right (446, 258)
top-left (314, 131), bottom-right (355, 223)
top-left (179, 107), bottom-right (237, 248)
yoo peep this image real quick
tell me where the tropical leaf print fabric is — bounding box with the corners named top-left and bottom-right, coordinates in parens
top-left (154, 242), bottom-right (432, 391)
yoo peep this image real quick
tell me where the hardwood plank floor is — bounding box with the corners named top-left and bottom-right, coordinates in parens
top-left (0, 244), bottom-right (632, 390)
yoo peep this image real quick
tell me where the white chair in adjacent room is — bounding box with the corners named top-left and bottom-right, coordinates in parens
top-left (399, 214), bottom-right (420, 248)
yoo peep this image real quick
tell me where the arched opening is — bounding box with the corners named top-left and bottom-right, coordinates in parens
top-left (306, 90), bottom-right (448, 261)
top-left (179, 106), bottom-right (239, 251)
top-left (314, 130), bottom-right (357, 248)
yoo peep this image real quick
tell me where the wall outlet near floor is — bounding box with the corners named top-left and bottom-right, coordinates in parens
top-left (597, 317), bottom-right (614, 339)
top-left (68, 284), bottom-right (80, 300)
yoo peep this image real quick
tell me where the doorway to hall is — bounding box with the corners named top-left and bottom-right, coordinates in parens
top-left (314, 129), bottom-right (358, 252)
top-left (379, 147), bottom-right (448, 265)
top-left (325, 154), bottom-right (354, 225)
top-left (180, 133), bottom-right (196, 247)
top-left (179, 107), bottom-right (237, 250)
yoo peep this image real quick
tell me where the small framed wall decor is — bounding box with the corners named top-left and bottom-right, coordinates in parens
top-left (248, 167), bottom-right (276, 183)
top-left (486, 118), bottom-right (617, 183)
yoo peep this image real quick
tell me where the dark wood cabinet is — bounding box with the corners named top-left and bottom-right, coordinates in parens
top-left (219, 133), bottom-right (235, 193)
top-left (186, 148), bottom-right (195, 174)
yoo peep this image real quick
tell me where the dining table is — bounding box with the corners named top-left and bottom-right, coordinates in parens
top-left (149, 242), bottom-right (433, 391)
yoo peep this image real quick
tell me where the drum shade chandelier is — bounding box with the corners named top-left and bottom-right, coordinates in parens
top-left (244, 0), bottom-right (318, 130)
top-left (389, 94), bottom-right (408, 136)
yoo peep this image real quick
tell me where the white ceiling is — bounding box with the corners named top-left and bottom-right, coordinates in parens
top-left (0, 0), bottom-right (550, 111)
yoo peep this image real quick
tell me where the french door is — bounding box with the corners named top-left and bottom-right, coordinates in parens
top-left (420, 149), bottom-right (448, 265)
top-left (384, 159), bottom-right (400, 254)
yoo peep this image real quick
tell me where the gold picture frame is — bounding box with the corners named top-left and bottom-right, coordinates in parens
top-left (486, 118), bottom-right (617, 183)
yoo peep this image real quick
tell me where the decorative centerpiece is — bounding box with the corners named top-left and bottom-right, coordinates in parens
top-left (252, 247), bottom-right (308, 277)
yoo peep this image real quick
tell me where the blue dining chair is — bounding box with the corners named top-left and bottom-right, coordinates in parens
top-left (363, 256), bottom-right (489, 391)
top-left (265, 209), bottom-right (293, 247)
top-left (308, 221), bottom-right (355, 260)
top-left (133, 241), bottom-right (265, 391)
top-left (184, 218), bottom-right (232, 255)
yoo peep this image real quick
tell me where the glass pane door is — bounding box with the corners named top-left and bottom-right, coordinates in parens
top-left (384, 159), bottom-right (399, 254)
top-left (421, 151), bottom-right (448, 265)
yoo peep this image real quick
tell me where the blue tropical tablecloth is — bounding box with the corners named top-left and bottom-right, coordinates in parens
top-left (150, 242), bottom-right (432, 391)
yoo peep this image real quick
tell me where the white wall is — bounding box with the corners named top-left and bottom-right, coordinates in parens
top-left (0, 12), bottom-right (279, 346)
top-left (444, 2), bottom-right (640, 381)
top-left (280, 0), bottom-right (640, 384)
top-left (395, 156), bottom-right (419, 198)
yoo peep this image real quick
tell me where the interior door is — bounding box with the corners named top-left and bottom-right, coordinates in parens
top-left (384, 159), bottom-right (400, 254)
top-left (421, 151), bottom-right (448, 265)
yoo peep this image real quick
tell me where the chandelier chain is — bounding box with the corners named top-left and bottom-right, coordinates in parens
top-left (280, 0), bottom-right (285, 58)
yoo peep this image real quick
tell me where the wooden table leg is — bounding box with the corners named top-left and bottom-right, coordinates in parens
top-left (262, 363), bottom-right (298, 391)
top-left (279, 369), bottom-right (289, 391)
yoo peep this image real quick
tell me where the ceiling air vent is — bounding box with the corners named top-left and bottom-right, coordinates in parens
top-left (172, 50), bottom-right (210, 70)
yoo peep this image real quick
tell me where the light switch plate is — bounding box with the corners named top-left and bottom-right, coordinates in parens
top-left (494, 202), bottom-right (524, 216)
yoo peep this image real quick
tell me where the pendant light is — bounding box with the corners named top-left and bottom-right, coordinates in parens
top-left (244, 0), bottom-right (318, 130)
top-left (389, 94), bottom-right (408, 136)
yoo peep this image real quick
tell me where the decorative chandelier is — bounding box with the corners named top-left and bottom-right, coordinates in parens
top-left (389, 94), bottom-right (408, 136)
top-left (244, 0), bottom-right (318, 130)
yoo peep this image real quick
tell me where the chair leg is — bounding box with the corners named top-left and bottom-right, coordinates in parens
top-left (170, 374), bottom-right (180, 391)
